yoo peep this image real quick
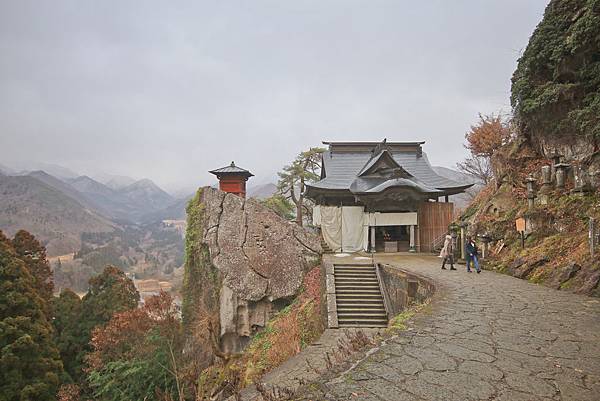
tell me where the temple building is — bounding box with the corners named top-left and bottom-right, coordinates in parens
top-left (209, 161), bottom-right (254, 198)
top-left (305, 140), bottom-right (472, 253)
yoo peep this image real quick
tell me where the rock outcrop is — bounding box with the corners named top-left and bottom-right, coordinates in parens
top-left (187, 187), bottom-right (321, 354)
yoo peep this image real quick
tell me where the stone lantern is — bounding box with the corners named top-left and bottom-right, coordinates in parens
top-left (458, 221), bottom-right (469, 261)
top-left (550, 152), bottom-right (562, 182)
top-left (538, 165), bottom-right (552, 205)
top-left (525, 175), bottom-right (537, 210)
top-left (479, 233), bottom-right (492, 259)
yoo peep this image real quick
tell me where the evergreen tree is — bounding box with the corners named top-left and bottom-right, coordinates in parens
top-left (0, 230), bottom-right (63, 401)
top-left (81, 265), bottom-right (139, 331)
top-left (12, 230), bottom-right (54, 318)
top-left (276, 147), bottom-right (325, 226)
top-left (52, 289), bottom-right (83, 382)
top-left (71, 266), bottom-right (139, 380)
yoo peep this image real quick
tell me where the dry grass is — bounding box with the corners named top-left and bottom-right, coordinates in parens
top-left (195, 265), bottom-right (325, 399)
top-left (242, 265), bottom-right (324, 384)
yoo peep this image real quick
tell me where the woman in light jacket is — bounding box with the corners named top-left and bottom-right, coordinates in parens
top-left (439, 234), bottom-right (456, 270)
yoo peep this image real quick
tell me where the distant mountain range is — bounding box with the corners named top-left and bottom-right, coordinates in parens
top-left (247, 183), bottom-right (277, 199)
top-left (0, 165), bottom-right (190, 257)
top-left (0, 174), bottom-right (116, 256)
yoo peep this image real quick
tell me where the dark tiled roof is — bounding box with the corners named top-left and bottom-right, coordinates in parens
top-left (209, 162), bottom-right (254, 176)
top-left (306, 145), bottom-right (472, 196)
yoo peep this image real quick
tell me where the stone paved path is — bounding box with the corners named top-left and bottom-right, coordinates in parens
top-left (301, 254), bottom-right (600, 401)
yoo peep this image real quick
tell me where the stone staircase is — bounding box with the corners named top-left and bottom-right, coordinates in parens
top-left (333, 264), bottom-right (388, 328)
top-left (321, 237), bottom-right (333, 254)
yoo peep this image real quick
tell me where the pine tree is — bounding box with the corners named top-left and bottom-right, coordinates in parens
top-left (12, 230), bottom-right (54, 318)
top-left (70, 265), bottom-right (140, 381)
top-left (81, 265), bottom-right (139, 332)
top-left (0, 231), bottom-right (63, 401)
top-left (52, 289), bottom-right (83, 382)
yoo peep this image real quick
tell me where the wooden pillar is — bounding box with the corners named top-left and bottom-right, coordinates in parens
top-left (409, 225), bottom-right (416, 252)
top-left (445, 195), bottom-right (449, 203)
top-left (370, 226), bottom-right (376, 253)
top-left (460, 226), bottom-right (466, 260)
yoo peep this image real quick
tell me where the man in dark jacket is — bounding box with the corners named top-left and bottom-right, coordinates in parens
top-left (465, 236), bottom-right (481, 273)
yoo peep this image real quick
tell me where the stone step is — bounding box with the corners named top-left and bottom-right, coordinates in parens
top-left (335, 274), bottom-right (378, 278)
top-left (338, 317), bottom-right (388, 323)
top-left (334, 272), bottom-right (377, 277)
top-left (336, 288), bottom-right (382, 293)
top-left (336, 300), bottom-right (384, 306)
top-left (338, 321), bottom-right (387, 329)
top-left (337, 305), bottom-right (387, 316)
top-left (335, 292), bottom-right (383, 301)
top-left (334, 273), bottom-right (376, 278)
top-left (334, 277), bottom-right (379, 282)
top-left (337, 312), bottom-right (388, 318)
top-left (335, 283), bottom-right (380, 289)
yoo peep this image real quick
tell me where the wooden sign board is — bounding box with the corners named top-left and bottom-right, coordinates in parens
top-left (515, 217), bottom-right (526, 232)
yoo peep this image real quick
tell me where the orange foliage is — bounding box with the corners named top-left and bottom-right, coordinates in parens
top-left (465, 114), bottom-right (512, 157)
top-left (57, 384), bottom-right (81, 401)
top-left (242, 265), bottom-right (324, 383)
top-left (87, 291), bottom-right (180, 372)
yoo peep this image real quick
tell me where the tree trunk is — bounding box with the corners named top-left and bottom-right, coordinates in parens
top-left (295, 195), bottom-right (303, 227)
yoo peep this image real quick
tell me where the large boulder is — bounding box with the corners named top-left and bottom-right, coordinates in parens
top-left (198, 187), bottom-right (321, 353)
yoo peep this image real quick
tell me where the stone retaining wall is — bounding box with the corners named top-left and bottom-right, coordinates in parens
top-left (378, 263), bottom-right (435, 317)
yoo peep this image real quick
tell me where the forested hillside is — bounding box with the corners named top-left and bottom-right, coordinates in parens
top-left (0, 174), bottom-right (116, 256)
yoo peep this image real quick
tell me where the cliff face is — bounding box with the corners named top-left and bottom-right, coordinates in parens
top-left (511, 0), bottom-right (600, 162)
top-left (183, 187), bottom-right (321, 361)
top-left (459, 0), bottom-right (600, 297)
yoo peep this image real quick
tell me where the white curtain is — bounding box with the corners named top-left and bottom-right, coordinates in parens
top-left (341, 206), bottom-right (365, 252)
top-left (312, 205), bottom-right (321, 226)
top-left (320, 206), bottom-right (342, 252)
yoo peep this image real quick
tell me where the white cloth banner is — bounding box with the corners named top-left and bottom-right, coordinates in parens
top-left (341, 206), bottom-right (365, 252)
top-left (369, 212), bottom-right (418, 226)
top-left (320, 206), bottom-right (342, 252)
top-left (312, 205), bottom-right (321, 226)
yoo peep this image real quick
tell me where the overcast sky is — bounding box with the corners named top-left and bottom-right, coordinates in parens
top-left (0, 1), bottom-right (548, 193)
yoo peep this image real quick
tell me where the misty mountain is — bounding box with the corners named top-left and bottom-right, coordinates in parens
top-left (432, 166), bottom-right (484, 210)
top-left (10, 162), bottom-right (79, 179)
top-left (94, 173), bottom-right (138, 190)
top-left (67, 175), bottom-right (177, 223)
top-left (118, 179), bottom-right (175, 217)
top-left (0, 174), bottom-right (116, 256)
top-left (27, 171), bottom-right (104, 215)
top-left (139, 195), bottom-right (192, 223)
top-left (66, 175), bottom-right (135, 221)
top-left (248, 183), bottom-right (277, 200)
top-left (0, 163), bottom-right (15, 175)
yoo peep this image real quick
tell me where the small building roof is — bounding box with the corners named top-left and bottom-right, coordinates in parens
top-left (209, 161), bottom-right (254, 177)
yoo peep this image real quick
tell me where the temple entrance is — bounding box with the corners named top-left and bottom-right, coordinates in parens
top-left (371, 225), bottom-right (410, 252)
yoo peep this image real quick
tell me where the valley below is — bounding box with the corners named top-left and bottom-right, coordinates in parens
top-left (0, 166), bottom-right (190, 294)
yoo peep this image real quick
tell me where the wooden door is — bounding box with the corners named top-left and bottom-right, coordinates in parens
top-left (418, 202), bottom-right (454, 253)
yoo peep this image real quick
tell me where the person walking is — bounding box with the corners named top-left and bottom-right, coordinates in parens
top-left (439, 234), bottom-right (456, 270)
top-left (465, 236), bottom-right (481, 273)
